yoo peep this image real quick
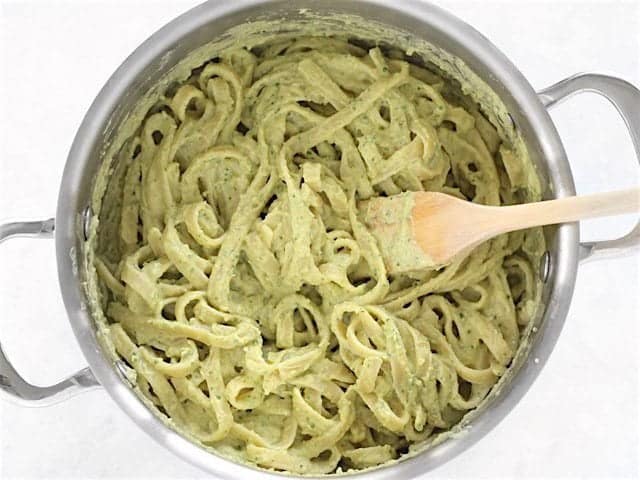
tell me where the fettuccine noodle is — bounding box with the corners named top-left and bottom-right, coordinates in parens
top-left (94, 37), bottom-right (544, 474)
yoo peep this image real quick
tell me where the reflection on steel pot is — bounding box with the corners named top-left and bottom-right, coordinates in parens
top-left (1, 1), bottom-right (639, 478)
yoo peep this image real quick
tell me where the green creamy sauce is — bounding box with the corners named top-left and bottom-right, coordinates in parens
top-left (361, 192), bottom-right (434, 271)
top-left (84, 15), bottom-right (545, 476)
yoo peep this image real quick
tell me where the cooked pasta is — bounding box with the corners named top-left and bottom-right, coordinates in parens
top-left (94, 37), bottom-right (544, 474)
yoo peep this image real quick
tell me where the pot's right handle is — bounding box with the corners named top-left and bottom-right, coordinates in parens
top-left (538, 73), bottom-right (640, 263)
top-left (0, 219), bottom-right (101, 406)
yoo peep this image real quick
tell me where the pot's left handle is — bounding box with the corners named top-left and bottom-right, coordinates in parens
top-left (0, 218), bottom-right (101, 406)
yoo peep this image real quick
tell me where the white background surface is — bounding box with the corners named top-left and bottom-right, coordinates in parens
top-left (1, 0), bottom-right (639, 478)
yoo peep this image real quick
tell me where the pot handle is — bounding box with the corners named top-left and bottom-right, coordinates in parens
top-left (538, 73), bottom-right (640, 263)
top-left (0, 218), bottom-right (100, 406)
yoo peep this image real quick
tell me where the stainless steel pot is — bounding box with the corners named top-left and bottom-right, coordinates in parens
top-left (1, 1), bottom-right (639, 478)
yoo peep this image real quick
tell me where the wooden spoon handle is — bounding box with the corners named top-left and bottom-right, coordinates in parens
top-left (492, 188), bottom-right (640, 235)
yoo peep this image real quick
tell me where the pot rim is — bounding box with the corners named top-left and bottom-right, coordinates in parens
top-left (55, 1), bottom-right (579, 478)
